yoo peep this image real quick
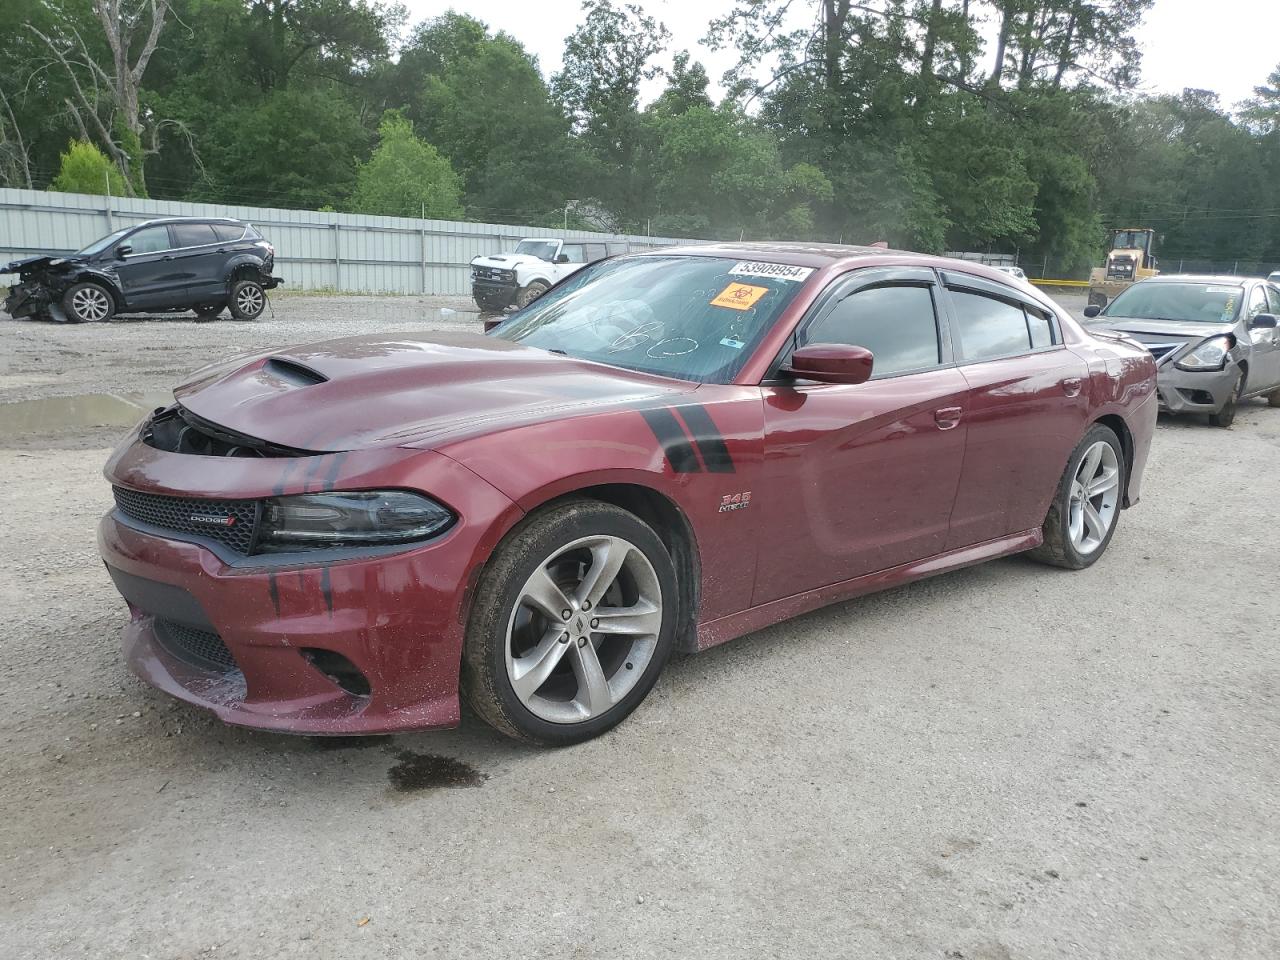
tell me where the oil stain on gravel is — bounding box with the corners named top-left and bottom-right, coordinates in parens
top-left (387, 750), bottom-right (486, 791)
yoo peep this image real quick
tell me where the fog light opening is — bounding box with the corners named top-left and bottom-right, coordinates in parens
top-left (302, 649), bottom-right (371, 698)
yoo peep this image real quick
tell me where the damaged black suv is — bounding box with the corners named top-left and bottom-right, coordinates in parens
top-left (1, 217), bottom-right (281, 323)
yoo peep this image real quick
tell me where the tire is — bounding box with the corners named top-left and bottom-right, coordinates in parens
top-left (514, 280), bottom-right (550, 309)
top-left (193, 302), bottom-right (225, 322)
top-left (61, 281), bottom-right (114, 323)
top-left (474, 294), bottom-right (506, 313)
top-left (228, 279), bottom-right (266, 320)
top-left (1027, 424), bottom-right (1125, 570)
top-left (462, 499), bottom-right (678, 746)
top-left (1208, 371), bottom-right (1244, 427)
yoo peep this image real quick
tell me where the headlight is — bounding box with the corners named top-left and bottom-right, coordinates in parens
top-left (258, 491), bottom-right (453, 550)
top-left (1174, 335), bottom-right (1233, 371)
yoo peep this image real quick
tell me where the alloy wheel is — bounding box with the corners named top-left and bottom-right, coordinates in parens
top-left (1067, 440), bottom-right (1120, 555)
top-left (505, 535), bottom-right (662, 724)
top-left (235, 284), bottom-right (264, 316)
top-left (71, 286), bottom-right (111, 322)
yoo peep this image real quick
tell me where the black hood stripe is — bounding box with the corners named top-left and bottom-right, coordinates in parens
top-left (675, 405), bottom-right (735, 474)
top-left (640, 408), bottom-right (702, 474)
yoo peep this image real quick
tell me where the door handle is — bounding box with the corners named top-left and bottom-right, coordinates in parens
top-left (1062, 377), bottom-right (1083, 397)
top-left (934, 406), bottom-right (963, 430)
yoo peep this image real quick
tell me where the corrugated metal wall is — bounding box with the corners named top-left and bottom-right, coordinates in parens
top-left (0, 188), bottom-right (697, 295)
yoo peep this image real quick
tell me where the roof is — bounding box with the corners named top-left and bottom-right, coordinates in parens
top-left (653, 240), bottom-right (913, 268)
top-left (131, 216), bottom-right (247, 227)
top-left (1140, 274), bottom-right (1249, 285)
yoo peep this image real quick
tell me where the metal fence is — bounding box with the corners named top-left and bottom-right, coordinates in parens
top-left (0, 188), bottom-right (696, 296)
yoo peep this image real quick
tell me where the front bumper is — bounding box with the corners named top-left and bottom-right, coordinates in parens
top-left (471, 279), bottom-right (516, 305)
top-left (98, 436), bottom-right (521, 735)
top-left (3, 282), bottom-right (51, 319)
top-left (1154, 362), bottom-right (1239, 414)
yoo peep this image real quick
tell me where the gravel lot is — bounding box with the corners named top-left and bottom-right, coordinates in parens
top-left (1, 291), bottom-right (1277, 959)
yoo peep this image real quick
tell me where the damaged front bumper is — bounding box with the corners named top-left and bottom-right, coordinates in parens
top-left (3, 279), bottom-right (63, 320)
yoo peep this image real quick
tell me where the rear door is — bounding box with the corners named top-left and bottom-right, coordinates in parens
top-left (113, 225), bottom-right (180, 308)
top-left (753, 267), bottom-right (969, 603)
top-left (168, 222), bottom-right (224, 302)
top-left (939, 272), bottom-right (1091, 550)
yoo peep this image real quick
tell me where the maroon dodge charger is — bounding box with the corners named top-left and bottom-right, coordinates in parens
top-left (99, 243), bottom-right (1157, 745)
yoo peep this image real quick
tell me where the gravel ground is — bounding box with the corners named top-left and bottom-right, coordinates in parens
top-left (1, 290), bottom-right (1278, 959)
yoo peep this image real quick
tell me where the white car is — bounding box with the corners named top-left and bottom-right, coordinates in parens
top-left (470, 238), bottom-right (629, 311)
top-left (992, 265), bottom-right (1028, 280)
top-left (1268, 270), bottom-right (1280, 286)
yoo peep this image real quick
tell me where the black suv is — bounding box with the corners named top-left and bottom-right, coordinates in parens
top-left (1, 217), bottom-right (281, 323)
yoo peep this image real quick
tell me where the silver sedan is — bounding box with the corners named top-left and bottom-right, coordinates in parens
top-left (1085, 275), bottom-right (1280, 426)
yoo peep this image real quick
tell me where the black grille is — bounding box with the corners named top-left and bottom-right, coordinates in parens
top-left (156, 619), bottom-right (238, 671)
top-left (113, 486), bottom-right (258, 554)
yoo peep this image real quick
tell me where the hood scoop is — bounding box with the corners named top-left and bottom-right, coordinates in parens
top-left (263, 357), bottom-right (328, 386)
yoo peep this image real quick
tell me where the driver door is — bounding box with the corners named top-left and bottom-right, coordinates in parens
top-left (113, 224), bottom-right (180, 308)
top-left (752, 267), bottom-right (969, 605)
top-left (1246, 283), bottom-right (1280, 391)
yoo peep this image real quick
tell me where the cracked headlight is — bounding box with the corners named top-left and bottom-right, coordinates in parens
top-left (1174, 335), bottom-right (1232, 372)
top-left (259, 491), bottom-right (453, 550)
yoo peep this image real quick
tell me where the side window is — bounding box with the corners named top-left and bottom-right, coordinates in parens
top-left (584, 243), bottom-right (608, 262)
top-left (606, 243), bottom-right (629, 256)
top-left (171, 223), bottom-right (218, 247)
top-left (212, 223), bottom-right (246, 242)
top-left (802, 284), bottom-right (941, 377)
top-left (1025, 304), bottom-right (1055, 348)
top-left (1245, 285), bottom-right (1268, 320)
top-left (560, 244), bottom-right (587, 264)
top-left (1267, 285), bottom-right (1280, 314)
top-left (126, 226), bottom-right (172, 255)
top-left (950, 290), bottom-right (1033, 361)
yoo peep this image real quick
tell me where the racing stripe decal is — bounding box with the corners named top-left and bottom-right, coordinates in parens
top-left (640, 408), bottom-right (702, 473)
top-left (675, 405), bottom-right (735, 474)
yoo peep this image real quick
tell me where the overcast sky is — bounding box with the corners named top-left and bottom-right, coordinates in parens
top-left (396, 0), bottom-right (1280, 109)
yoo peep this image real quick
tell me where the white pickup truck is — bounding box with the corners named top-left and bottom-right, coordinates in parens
top-left (469, 238), bottom-right (632, 311)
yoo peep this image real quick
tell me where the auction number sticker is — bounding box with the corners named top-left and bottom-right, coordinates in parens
top-left (711, 282), bottom-right (770, 311)
top-left (729, 261), bottom-right (814, 282)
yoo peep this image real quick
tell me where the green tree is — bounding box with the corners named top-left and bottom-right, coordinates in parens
top-left (347, 112), bottom-right (464, 219)
top-left (48, 139), bottom-right (126, 195)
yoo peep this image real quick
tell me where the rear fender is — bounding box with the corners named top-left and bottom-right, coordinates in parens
top-left (224, 254), bottom-right (267, 287)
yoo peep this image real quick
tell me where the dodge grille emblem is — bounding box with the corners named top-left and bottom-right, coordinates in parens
top-left (189, 514), bottom-right (236, 527)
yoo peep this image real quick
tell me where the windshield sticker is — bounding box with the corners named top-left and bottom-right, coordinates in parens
top-left (711, 282), bottom-right (769, 311)
top-left (729, 261), bottom-right (814, 282)
top-left (1221, 298), bottom-right (1236, 322)
top-left (719, 336), bottom-right (746, 350)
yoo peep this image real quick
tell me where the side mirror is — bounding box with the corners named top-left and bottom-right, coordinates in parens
top-left (781, 343), bottom-right (874, 385)
top-left (1083, 304), bottom-right (1102, 318)
top-left (1249, 313), bottom-right (1278, 329)
top-left (116, 244), bottom-right (132, 258)
top-left (556, 253), bottom-right (570, 264)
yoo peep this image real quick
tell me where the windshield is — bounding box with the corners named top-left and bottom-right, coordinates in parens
top-left (1102, 281), bottom-right (1242, 324)
top-left (514, 240), bottom-right (558, 261)
top-left (490, 255), bottom-right (812, 383)
top-left (77, 227), bottom-right (132, 257)
top-left (1110, 231), bottom-right (1149, 251)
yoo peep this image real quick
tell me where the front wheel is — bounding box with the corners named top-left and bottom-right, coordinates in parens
top-left (62, 282), bottom-right (114, 323)
top-left (514, 280), bottom-right (550, 309)
top-left (229, 279), bottom-right (266, 320)
top-left (1208, 372), bottom-right (1243, 427)
top-left (462, 500), bottom-right (677, 746)
top-left (1028, 424), bottom-right (1125, 570)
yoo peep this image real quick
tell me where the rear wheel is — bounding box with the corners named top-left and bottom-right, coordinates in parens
top-left (462, 500), bottom-right (677, 746)
top-left (229, 279), bottom-right (265, 320)
top-left (62, 282), bottom-right (114, 323)
top-left (1208, 372), bottom-right (1244, 427)
top-left (514, 280), bottom-right (550, 309)
top-left (1028, 424), bottom-right (1125, 570)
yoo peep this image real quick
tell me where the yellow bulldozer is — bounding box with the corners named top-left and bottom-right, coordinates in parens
top-left (1088, 228), bottom-right (1159, 307)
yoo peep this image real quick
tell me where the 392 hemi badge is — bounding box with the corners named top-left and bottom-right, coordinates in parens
top-left (189, 513), bottom-right (237, 526)
top-left (719, 491), bottom-right (752, 513)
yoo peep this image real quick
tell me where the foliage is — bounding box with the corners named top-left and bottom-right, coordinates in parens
top-left (48, 140), bottom-right (125, 195)
top-left (347, 112), bottom-right (464, 219)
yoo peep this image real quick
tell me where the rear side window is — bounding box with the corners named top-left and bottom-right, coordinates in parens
top-left (213, 223), bottom-right (246, 242)
top-left (802, 284), bottom-right (941, 377)
top-left (172, 223), bottom-right (218, 247)
top-left (951, 291), bottom-right (1049, 361)
top-left (606, 243), bottom-right (629, 256)
top-left (584, 243), bottom-right (608, 262)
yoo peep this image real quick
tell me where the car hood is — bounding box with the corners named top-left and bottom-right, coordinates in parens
top-left (470, 254), bottom-right (546, 270)
top-left (2, 254), bottom-right (80, 275)
top-left (174, 332), bottom-right (694, 452)
top-left (1089, 316), bottom-right (1233, 341)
